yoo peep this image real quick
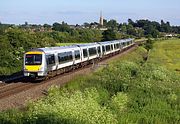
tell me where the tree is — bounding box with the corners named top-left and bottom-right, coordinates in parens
top-left (144, 24), bottom-right (159, 38)
top-left (160, 20), bottom-right (171, 33)
top-left (127, 24), bottom-right (136, 36)
top-left (102, 29), bottom-right (116, 41)
top-left (43, 24), bottom-right (51, 29)
top-left (52, 22), bottom-right (71, 32)
top-left (84, 22), bottom-right (90, 28)
top-left (145, 38), bottom-right (153, 51)
top-left (119, 23), bottom-right (127, 34)
top-left (107, 19), bottom-right (119, 30)
top-left (25, 21), bottom-right (28, 26)
top-left (136, 28), bottom-right (144, 38)
top-left (128, 19), bottom-right (135, 26)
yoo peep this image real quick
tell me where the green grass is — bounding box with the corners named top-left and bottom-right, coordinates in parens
top-left (148, 39), bottom-right (180, 72)
top-left (113, 46), bottom-right (148, 63)
top-left (135, 38), bottom-right (147, 42)
top-left (0, 43), bottom-right (180, 124)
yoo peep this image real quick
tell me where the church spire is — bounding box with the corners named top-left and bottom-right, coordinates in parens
top-left (99, 11), bottom-right (103, 26)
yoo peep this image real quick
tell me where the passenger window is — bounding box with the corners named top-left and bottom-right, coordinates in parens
top-left (46, 54), bottom-right (55, 65)
top-left (102, 46), bottom-right (105, 53)
top-left (83, 49), bottom-right (88, 58)
top-left (97, 46), bottom-right (101, 54)
top-left (75, 50), bottom-right (80, 60)
top-left (58, 51), bottom-right (73, 64)
top-left (116, 43), bottom-right (119, 49)
top-left (106, 45), bottom-right (110, 52)
top-left (89, 47), bottom-right (97, 56)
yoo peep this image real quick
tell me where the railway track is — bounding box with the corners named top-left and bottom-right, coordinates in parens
top-left (0, 82), bottom-right (36, 99)
top-left (0, 43), bottom-right (140, 101)
top-left (0, 82), bottom-right (6, 87)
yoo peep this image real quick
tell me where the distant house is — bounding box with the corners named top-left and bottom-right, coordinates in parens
top-left (99, 27), bottom-right (107, 31)
top-left (165, 34), bottom-right (173, 37)
top-left (164, 33), bottom-right (178, 38)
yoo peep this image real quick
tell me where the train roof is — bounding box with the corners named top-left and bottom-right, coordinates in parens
top-left (29, 45), bottom-right (80, 54)
top-left (26, 38), bottom-right (134, 54)
top-left (74, 42), bottom-right (99, 47)
top-left (98, 41), bottom-right (113, 45)
top-left (119, 38), bottom-right (133, 43)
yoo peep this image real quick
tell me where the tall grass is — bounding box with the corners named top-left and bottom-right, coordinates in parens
top-left (148, 39), bottom-right (180, 72)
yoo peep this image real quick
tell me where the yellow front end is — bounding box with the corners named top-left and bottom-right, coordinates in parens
top-left (24, 51), bottom-right (44, 77)
top-left (25, 65), bottom-right (41, 72)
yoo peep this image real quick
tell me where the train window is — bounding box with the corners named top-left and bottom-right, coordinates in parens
top-left (58, 51), bottom-right (73, 64)
top-left (116, 43), bottom-right (120, 49)
top-left (89, 47), bottom-right (97, 56)
top-left (83, 49), bottom-right (88, 58)
top-left (46, 54), bottom-right (55, 65)
top-left (74, 50), bottom-right (80, 60)
top-left (97, 46), bottom-right (101, 54)
top-left (25, 54), bottom-right (42, 65)
top-left (106, 45), bottom-right (110, 52)
top-left (115, 44), bottom-right (117, 49)
top-left (102, 46), bottom-right (105, 53)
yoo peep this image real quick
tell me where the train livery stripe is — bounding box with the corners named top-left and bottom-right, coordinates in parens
top-left (26, 51), bottom-right (43, 54)
top-left (25, 65), bottom-right (41, 72)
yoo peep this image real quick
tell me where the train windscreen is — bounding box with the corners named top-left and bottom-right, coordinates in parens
top-left (25, 54), bottom-right (42, 65)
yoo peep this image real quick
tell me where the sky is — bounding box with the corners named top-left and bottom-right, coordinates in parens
top-left (0, 0), bottom-right (180, 26)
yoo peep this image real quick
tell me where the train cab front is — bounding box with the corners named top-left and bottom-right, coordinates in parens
top-left (24, 51), bottom-right (46, 78)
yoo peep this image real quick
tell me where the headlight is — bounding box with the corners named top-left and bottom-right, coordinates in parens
top-left (24, 67), bottom-right (27, 71)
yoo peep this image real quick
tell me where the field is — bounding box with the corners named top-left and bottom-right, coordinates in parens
top-left (0, 40), bottom-right (180, 124)
top-left (148, 39), bottom-right (180, 72)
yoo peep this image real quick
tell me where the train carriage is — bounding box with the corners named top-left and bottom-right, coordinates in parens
top-left (24, 38), bottom-right (134, 79)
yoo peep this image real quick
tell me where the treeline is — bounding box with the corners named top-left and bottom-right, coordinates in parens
top-left (52, 22), bottom-right (102, 43)
top-left (48, 19), bottom-right (180, 41)
top-left (99, 19), bottom-right (180, 38)
top-left (0, 27), bottom-right (56, 75)
top-left (0, 18), bottom-right (180, 75)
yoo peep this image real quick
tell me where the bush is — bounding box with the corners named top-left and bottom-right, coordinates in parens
top-left (0, 109), bottom-right (24, 124)
top-left (25, 87), bottom-right (117, 124)
top-left (144, 38), bottom-right (154, 51)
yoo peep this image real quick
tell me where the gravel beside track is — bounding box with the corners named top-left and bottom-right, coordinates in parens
top-left (0, 82), bottom-right (6, 87)
top-left (0, 83), bottom-right (35, 99)
top-left (0, 45), bottom-right (138, 111)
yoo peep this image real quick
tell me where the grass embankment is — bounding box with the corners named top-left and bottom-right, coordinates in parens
top-left (148, 39), bottom-right (180, 72)
top-left (0, 42), bottom-right (180, 124)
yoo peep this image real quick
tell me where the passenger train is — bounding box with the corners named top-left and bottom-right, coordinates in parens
top-left (23, 38), bottom-right (134, 79)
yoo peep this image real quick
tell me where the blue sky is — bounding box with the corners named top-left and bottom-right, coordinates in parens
top-left (0, 0), bottom-right (180, 25)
